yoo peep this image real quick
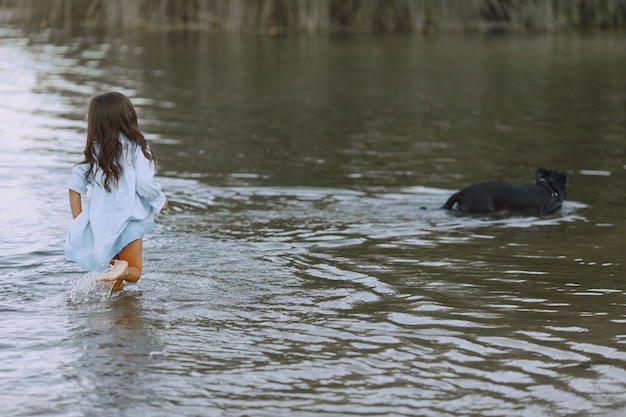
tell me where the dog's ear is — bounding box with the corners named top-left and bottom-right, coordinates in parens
top-left (536, 168), bottom-right (547, 180)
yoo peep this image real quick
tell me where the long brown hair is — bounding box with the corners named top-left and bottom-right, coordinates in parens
top-left (80, 92), bottom-right (155, 192)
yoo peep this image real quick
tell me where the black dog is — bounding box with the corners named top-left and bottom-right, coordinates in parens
top-left (442, 168), bottom-right (568, 214)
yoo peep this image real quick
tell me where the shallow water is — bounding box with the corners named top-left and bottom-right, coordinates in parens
top-left (0, 27), bottom-right (625, 417)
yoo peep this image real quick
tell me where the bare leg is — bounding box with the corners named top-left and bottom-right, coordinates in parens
top-left (113, 239), bottom-right (143, 291)
top-left (97, 239), bottom-right (143, 291)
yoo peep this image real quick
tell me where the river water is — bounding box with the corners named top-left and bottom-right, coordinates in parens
top-left (1, 27), bottom-right (625, 417)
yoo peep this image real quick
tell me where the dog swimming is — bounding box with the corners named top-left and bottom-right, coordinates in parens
top-left (442, 168), bottom-right (568, 215)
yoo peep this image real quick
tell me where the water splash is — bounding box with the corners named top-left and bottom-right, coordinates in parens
top-left (69, 270), bottom-right (115, 304)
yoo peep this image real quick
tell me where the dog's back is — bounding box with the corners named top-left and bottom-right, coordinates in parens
top-left (444, 182), bottom-right (543, 214)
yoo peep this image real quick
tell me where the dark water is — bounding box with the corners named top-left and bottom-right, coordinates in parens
top-left (0, 27), bottom-right (625, 417)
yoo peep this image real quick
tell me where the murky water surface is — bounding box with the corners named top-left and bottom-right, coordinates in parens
top-left (1, 28), bottom-right (625, 416)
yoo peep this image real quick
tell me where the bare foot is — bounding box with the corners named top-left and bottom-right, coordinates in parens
top-left (96, 260), bottom-right (128, 282)
top-left (111, 280), bottom-right (124, 292)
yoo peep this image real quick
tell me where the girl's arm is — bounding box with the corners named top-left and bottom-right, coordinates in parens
top-left (69, 189), bottom-right (82, 219)
top-left (66, 160), bottom-right (89, 218)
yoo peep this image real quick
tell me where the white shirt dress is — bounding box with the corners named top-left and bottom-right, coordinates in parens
top-left (65, 135), bottom-right (166, 271)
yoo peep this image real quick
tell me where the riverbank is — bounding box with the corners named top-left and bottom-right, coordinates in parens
top-left (1, 0), bottom-right (626, 33)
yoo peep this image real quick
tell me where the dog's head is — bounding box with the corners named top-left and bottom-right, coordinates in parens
top-left (536, 168), bottom-right (568, 198)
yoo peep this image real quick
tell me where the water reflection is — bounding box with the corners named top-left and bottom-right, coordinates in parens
top-left (65, 292), bottom-right (163, 415)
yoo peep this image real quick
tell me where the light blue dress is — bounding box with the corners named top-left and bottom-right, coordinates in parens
top-left (65, 135), bottom-right (166, 271)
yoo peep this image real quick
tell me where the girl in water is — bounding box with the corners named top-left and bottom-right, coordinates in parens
top-left (65, 92), bottom-right (167, 291)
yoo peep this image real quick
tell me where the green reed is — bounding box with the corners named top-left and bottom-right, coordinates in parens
top-left (1, 0), bottom-right (625, 32)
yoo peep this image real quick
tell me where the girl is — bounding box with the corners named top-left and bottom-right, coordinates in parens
top-left (65, 92), bottom-right (167, 291)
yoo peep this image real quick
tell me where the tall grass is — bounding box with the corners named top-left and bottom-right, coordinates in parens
top-left (1, 0), bottom-right (625, 33)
